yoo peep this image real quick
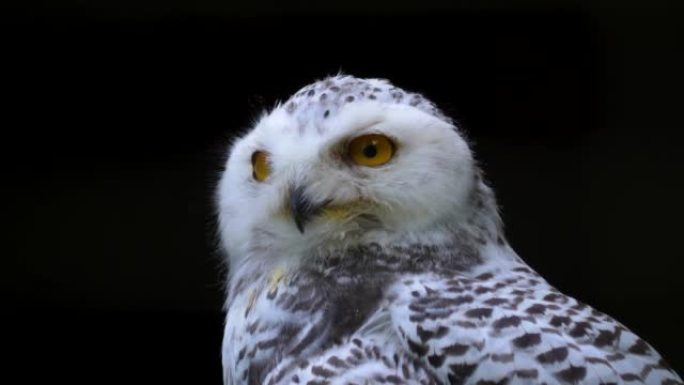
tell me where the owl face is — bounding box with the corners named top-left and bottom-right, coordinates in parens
top-left (217, 77), bottom-right (476, 262)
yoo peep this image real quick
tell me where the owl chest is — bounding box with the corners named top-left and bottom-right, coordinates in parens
top-left (223, 277), bottom-right (329, 384)
top-left (223, 272), bottom-right (390, 384)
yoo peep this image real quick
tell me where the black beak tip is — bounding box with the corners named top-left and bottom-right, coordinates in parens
top-left (294, 218), bottom-right (306, 234)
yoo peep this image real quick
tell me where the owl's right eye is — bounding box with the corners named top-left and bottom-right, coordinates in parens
top-left (251, 151), bottom-right (271, 182)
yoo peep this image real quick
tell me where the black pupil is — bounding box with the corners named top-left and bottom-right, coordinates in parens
top-left (363, 144), bottom-right (378, 158)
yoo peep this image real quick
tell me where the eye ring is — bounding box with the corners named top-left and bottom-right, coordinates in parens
top-left (251, 151), bottom-right (271, 182)
top-left (347, 134), bottom-right (395, 167)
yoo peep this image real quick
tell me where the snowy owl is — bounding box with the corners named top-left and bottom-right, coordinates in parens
top-left (216, 75), bottom-right (682, 385)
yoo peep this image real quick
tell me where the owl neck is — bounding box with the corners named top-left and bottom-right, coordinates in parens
top-left (303, 172), bottom-right (518, 274)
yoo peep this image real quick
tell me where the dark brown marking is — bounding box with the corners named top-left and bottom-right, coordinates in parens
top-left (543, 293), bottom-right (563, 302)
top-left (594, 330), bottom-right (618, 347)
top-left (311, 366), bottom-right (335, 378)
top-left (407, 338), bottom-right (428, 356)
top-left (484, 298), bottom-right (508, 306)
top-left (476, 272), bottom-right (494, 280)
top-left (491, 353), bottom-right (514, 363)
top-left (586, 357), bottom-right (612, 366)
top-left (477, 379), bottom-right (509, 385)
top-left (350, 348), bottom-right (363, 360)
top-left (550, 316), bottom-right (572, 327)
top-left (536, 347), bottom-right (569, 364)
top-left (555, 365), bottom-right (587, 383)
top-left (514, 369), bottom-right (539, 379)
top-left (525, 304), bottom-right (546, 315)
top-left (257, 336), bottom-right (281, 350)
top-left (620, 373), bottom-right (641, 382)
top-left (628, 339), bottom-right (651, 355)
top-left (327, 356), bottom-right (348, 369)
top-left (493, 315), bottom-right (521, 329)
top-left (456, 320), bottom-right (478, 328)
top-left (606, 353), bottom-right (625, 361)
top-left (474, 287), bottom-right (493, 294)
top-left (465, 307), bottom-right (493, 319)
top-left (428, 353), bottom-right (446, 368)
top-left (443, 343), bottom-right (469, 356)
top-left (448, 363), bottom-right (478, 385)
top-left (512, 333), bottom-right (542, 349)
top-left (569, 322), bottom-right (592, 338)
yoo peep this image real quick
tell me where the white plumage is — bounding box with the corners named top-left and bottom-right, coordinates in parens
top-left (216, 75), bottom-right (682, 385)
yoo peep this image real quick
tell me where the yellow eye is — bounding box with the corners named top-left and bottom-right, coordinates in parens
top-left (348, 134), bottom-right (395, 167)
top-left (251, 151), bottom-right (271, 182)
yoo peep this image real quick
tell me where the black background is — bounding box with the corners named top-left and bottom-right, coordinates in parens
top-left (4, 1), bottom-right (684, 383)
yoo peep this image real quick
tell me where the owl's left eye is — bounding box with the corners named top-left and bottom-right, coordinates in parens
top-left (251, 151), bottom-right (271, 182)
top-left (348, 134), bottom-right (395, 167)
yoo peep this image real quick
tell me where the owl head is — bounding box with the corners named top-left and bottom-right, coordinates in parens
top-left (217, 75), bottom-right (480, 266)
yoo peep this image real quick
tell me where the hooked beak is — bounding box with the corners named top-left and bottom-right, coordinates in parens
top-left (289, 185), bottom-right (330, 233)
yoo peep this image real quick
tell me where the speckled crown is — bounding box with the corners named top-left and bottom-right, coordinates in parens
top-left (281, 75), bottom-right (452, 127)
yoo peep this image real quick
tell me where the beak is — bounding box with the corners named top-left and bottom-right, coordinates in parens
top-left (289, 185), bottom-right (329, 233)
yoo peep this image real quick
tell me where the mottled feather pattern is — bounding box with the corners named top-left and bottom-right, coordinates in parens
top-left (389, 264), bottom-right (681, 385)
